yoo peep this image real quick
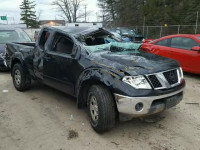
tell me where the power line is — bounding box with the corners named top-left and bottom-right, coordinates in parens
top-left (84, 5), bottom-right (87, 22)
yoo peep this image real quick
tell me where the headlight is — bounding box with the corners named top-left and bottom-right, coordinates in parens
top-left (122, 75), bottom-right (152, 89)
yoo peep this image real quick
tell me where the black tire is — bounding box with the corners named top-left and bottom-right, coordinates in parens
top-left (87, 85), bottom-right (116, 133)
top-left (12, 63), bottom-right (31, 91)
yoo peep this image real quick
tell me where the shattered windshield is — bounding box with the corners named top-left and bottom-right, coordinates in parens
top-left (84, 42), bottom-right (141, 54)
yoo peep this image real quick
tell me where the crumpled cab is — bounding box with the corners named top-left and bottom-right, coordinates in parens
top-left (5, 27), bottom-right (185, 133)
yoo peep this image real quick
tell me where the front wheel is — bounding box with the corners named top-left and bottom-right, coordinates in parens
top-left (87, 85), bottom-right (116, 133)
top-left (12, 63), bottom-right (31, 91)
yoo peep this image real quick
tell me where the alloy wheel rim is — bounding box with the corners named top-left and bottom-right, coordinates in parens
top-left (15, 69), bottom-right (21, 85)
top-left (90, 95), bottom-right (99, 123)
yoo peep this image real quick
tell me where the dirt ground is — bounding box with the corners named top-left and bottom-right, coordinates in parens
top-left (0, 72), bottom-right (200, 150)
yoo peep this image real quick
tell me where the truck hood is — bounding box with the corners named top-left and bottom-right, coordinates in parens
top-left (89, 51), bottom-right (179, 76)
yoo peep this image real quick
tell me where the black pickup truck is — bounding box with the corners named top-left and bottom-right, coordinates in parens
top-left (5, 27), bottom-right (185, 132)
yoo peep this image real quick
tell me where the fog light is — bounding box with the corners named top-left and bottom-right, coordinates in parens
top-left (135, 102), bottom-right (144, 112)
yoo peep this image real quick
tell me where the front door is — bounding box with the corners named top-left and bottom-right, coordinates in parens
top-left (43, 32), bottom-right (76, 95)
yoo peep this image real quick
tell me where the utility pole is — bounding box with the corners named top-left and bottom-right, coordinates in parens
top-left (84, 5), bottom-right (87, 22)
top-left (195, 11), bottom-right (199, 34)
top-left (6, 15), bottom-right (8, 24)
top-left (96, 12), bottom-right (98, 22)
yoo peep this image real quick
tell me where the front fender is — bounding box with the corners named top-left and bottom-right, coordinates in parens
top-left (75, 68), bottom-right (122, 96)
top-left (75, 67), bottom-right (185, 101)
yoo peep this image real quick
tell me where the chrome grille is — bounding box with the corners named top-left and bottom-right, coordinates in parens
top-left (163, 69), bottom-right (178, 85)
top-left (148, 75), bottom-right (162, 88)
top-left (147, 68), bottom-right (179, 89)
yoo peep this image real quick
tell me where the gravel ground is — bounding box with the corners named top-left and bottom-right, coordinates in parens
top-left (0, 72), bottom-right (200, 150)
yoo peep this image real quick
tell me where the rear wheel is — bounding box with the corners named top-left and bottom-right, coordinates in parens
top-left (12, 63), bottom-right (31, 91)
top-left (87, 85), bottom-right (116, 133)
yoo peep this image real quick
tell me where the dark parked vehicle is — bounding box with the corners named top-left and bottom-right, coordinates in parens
top-left (110, 27), bottom-right (144, 42)
top-left (0, 27), bottom-right (32, 71)
top-left (5, 27), bottom-right (185, 132)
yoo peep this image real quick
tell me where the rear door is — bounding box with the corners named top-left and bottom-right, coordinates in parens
top-left (33, 29), bottom-right (52, 79)
top-left (43, 32), bottom-right (77, 95)
top-left (168, 37), bottom-right (200, 72)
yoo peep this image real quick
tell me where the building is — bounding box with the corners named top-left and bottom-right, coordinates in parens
top-left (39, 20), bottom-right (65, 27)
top-left (66, 22), bottom-right (103, 28)
top-left (0, 24), bottom-right (27, 29)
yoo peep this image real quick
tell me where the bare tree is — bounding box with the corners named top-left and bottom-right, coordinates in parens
top-left (52, 0), bottom-right (85, 23)
top-left (37, 9), bottom-right (43, 21)
top-left (97, 0), bottom-right (117, 26)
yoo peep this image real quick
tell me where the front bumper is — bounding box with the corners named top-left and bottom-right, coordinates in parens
top-left (114, 88), bottom-right (184, 116)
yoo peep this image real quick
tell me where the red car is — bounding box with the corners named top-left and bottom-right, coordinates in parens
top-left (141, 34), bottom-right (200, 74)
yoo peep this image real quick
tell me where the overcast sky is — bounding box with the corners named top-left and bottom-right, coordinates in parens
top-left (0, 0), bottom-right (100, 24)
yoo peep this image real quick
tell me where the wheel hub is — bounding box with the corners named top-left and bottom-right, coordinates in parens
top-left (14, 69), bottom-right (21, 85)
top-left (90, 95), bottom-right (99, 123)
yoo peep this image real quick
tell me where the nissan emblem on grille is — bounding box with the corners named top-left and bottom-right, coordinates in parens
top-left (147, 69), bottom-right (179, 89)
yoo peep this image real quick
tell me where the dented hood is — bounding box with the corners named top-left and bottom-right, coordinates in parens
top-left (89, 51), bottom-right (179, 76)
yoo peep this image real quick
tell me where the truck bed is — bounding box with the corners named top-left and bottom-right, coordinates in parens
top-left (5, 42), bottom-right (36, 70)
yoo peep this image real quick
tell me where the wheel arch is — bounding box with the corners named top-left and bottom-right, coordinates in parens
top-left (77, 79), bottom-right (116, 108)
top-left (11, 52), bottom-right (25, 70)
top-left (75, 68), bottom-right (119, 109)
top-left (11, 57), bottom-right (22, 69)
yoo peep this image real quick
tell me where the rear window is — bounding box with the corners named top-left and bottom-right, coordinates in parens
top-left (0, 30), bottom-right (31, 44)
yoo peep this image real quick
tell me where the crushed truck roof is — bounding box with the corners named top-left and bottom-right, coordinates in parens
top-left (49, 26), bottom-right (112, 38)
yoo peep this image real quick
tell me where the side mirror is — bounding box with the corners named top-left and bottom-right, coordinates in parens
top-left (191, 46), bottom-right (200, 51)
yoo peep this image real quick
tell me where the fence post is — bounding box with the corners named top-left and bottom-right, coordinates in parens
top-left (143, 16), bottom-right (145, 36)
top-left (177, 25), bottom-right (180, 34)
top-left (160, 26), bottom-right (162, 37)
top-left (195, 11), bottom-right (199, 34)
top-left (146, 26), bottom-right (149, 39)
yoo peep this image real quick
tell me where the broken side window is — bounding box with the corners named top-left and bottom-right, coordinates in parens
top-left (39, 31), bottom-right (51, 50)
top-left (52, 32), bottom-right (74, 55)
top-left (83, 30), bottom-right (121, 46)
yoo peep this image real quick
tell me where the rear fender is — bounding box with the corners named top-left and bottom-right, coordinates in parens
top-left (11, 52), bottom-right (25, 69)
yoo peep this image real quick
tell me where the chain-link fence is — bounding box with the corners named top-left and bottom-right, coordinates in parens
top-left (134, 25), bottom-right (200, 39)
top-left (24, 25), bottom-right (200, 40)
